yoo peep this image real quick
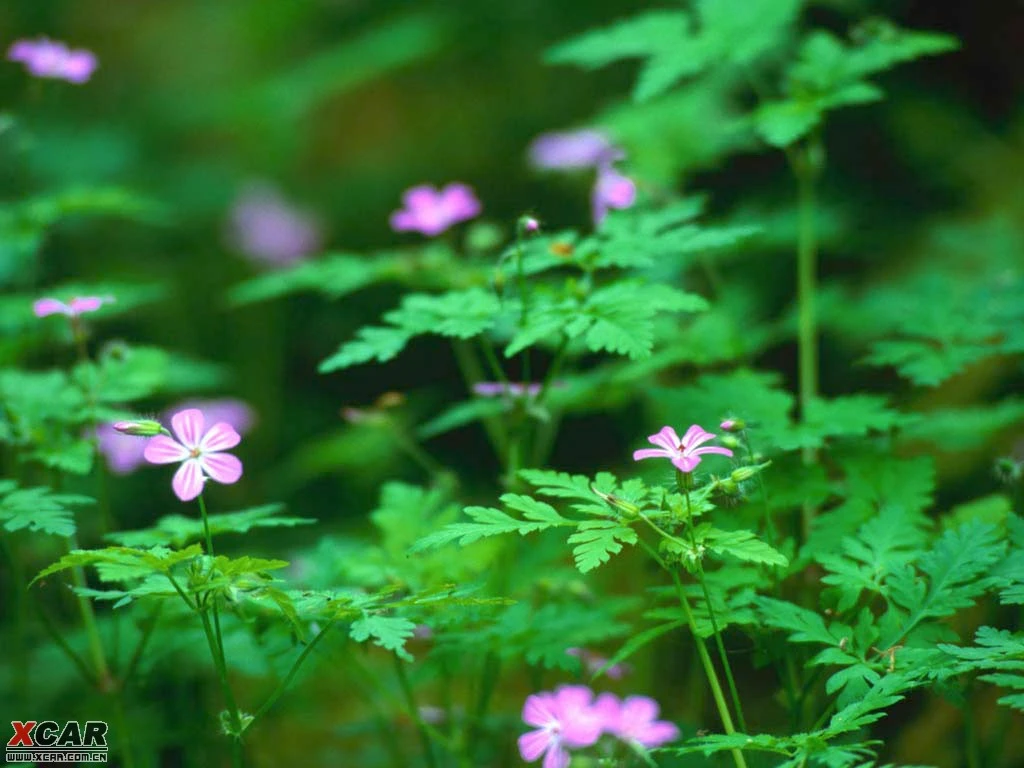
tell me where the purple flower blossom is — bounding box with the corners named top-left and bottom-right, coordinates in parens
top-left (97, 423), bottom-right (150, 476)
top-left (528, 130), bottom-right (621, 170)
top-left (228, 183), bottom-right (321, 267)
top-left (390, 183), bottom-right (481, 237)
top-left (593, 694), bottom-right (680, 749)
top-left (33, 296), bottom-right (110, 318)
top-left (7, 38), bottom-right (97, 83)
top-left (633, 424), bottom-right (733, 473)
top-left (143, 408), bottom-right (243, 501)
top-left (519, 686), bottom-right (604, 768)
top-left (473, 381), bottom-right (543, 398)
top-left (528, 128), bottom-right (636, 225)
top-left (592, 165), bottom-right (636, 225)
top-left (566, 647), bottom-right (629, 680)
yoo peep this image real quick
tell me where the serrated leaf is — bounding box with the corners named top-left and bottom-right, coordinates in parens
top-left (0, 482), bottom-right (92, 537)
top-left (568, 520), bottom-right (638, 573)
top-left (350, 615), bottom-right (415, 661)
top-left (106, 504), bottom-right (315, 548)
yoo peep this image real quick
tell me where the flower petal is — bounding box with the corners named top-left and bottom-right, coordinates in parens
top-left (143, 435), bottom-right (190, 464)
top-left (692, 445), bottom-right (733, 459)
top-left (198, 452), bottom-right (243, 485)
top-left (171, 408), bottom-right (205, 449)
top-left (542, 745), bottom-right (570, 768)
top-left (671, 455), bottom-right (701, 473)
top-left (648, 426), bottom-right (681, 452)
top-left (633, 448), bottom-right (672, 461)
top-left (199, 422), bottom-right (241, 453)
top-left (680, 424), bottom-right (712, 449)
top-left (517, 730), bottom-right (551, 763)
top-left (33, 298), bottom-right (70, 317)
top-left (172, 459), bottom-right (205, 502)
top-left (522, 693), bottom-right (558, 728)
top-left (634, 720), bottom-right (680, 747)
top-left (68, 296), bottom-right (104, 314)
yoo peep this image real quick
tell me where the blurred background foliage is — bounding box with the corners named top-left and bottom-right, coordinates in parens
top-left (2, 0), bottom-right (1024, 765)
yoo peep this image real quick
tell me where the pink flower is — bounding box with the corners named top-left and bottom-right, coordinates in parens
top-left (33, 296), bottom-right (109, 318)
top-left (519, 686), bottom-right (604, 768)
top-left (8, 38), bottom-right (97, 83)
top-left (528, 128), bottom-right (636, 226)
top-left (529, 130), bottom-right (621, 170)
top-left (592, 165), bottom-right (636, 225)
top-left (593, 694), bottom-right (679, 749)
top-left (390, 183), bottom-right (481, 237)
top-left (228, 182), bottom-right (321, 267)
top-left (633, 424), bottom-right (733, 473)
top-left (143, 408), bottom-right (243, 501)
top-left (566, 647), bottom-right (629, 680)
top-left (96, 399), bottom-right (254, 476)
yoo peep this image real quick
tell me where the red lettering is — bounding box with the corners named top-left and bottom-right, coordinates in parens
top-left (8, 721), bottom-right (36, 747)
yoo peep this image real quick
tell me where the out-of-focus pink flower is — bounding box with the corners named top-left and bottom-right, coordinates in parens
top-left (521, 215), bottom-right (541, 233)
top-left (633, 424), bottom-right (733, 473)
top-left (168, 399), bottom-right (255, 436)
top-left (390, 183), bottom-right (481, 237)
top-left (566, 647), bottom-right (629, 680)
top-left (528, 130), bottom-right (621, 170)
top-left (519, 686), bottom-right (604, 768)
top-left (592, 165), bottom-right (636, 225)
top-left (143, 408), bottom-right (243, 501)
top-left (7, 38), bottom-right (97, 83)
top-left (97, 423), bottom-right (150, 475)
top-left (473, 381), bottom-right (543, 398)
top-left (228, 183), bottom-right (321, 267)
top-left (33, 296), bottom-right (110, 318)
top-left (593, 694), bottom-right (680, 749)
top-left (528, 128), bottom-right (636, 226)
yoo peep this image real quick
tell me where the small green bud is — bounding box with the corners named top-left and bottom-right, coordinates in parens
top-left (731, 466), bottom-right (757, 483)
top-left (720, 435), bottom-right (741, 450)
top-left (719, 418), bottom-right (745, 432)
top-left (720, 479), bottom-right (740, 495)
top-left (113, 419), bottom-right (164, 437)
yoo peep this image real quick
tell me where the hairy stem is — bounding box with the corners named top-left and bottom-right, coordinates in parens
top-left (393, 655), bottom-right (438, 768)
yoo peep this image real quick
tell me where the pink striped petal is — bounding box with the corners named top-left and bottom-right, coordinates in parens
top-left (143, 435), bottom-right (190, 464)
top-left (33, 298), bottom-right (70, 317)
top-left (199, 422), bottom-right (241, 453)
top-left (633, 447), bottom-right (673, 461)
top-left (680, 424), bottom-right (713, 449)
top-left (171, 409), bottom-right (204, 449)
top-left (648, 426), bottom-right (681, 452)
top-left (693, 445), bottom-right (733, 459)
top-left (172, 459), bottom-right (205, 501)
top-left (198, 452), bottom-right (242, 485)
top-left (672, 455), bottom-right (701, 473)
top-left (517, 730), bottom-right (551, 762)
top-left (522, 693), bottom-right (558, 728)
top-left (542, 746), bottom-right (570, 768)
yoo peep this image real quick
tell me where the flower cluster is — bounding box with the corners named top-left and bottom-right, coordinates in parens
top-left (390, 183), bottom-right (481, 237)
top-left (519, 685), bottom-right (678, 768)
top-left (7, 38), bottom-right (97, 83)
top-left (528, 129), bottom-right (636, 225)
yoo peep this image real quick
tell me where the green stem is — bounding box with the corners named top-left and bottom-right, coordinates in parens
top-left (66, 534), bottom-right (111, 687)
top-left (393, 655), bottom-right (438, 768)
top-left (111, 688), bottom-right (135, 768)
top-left (795, 138), bottom-right (820, 541)
top-left (250, 620), bottom-right (336, 725)
top-left (466, 650), bottom-right (501, 761)
top-left (679, 480), bottom-right (747, 733)
top-left (637, 538), bottom-right (747, 768)
top-left (452, 340), bottom-right (508, 462)
top-left (195, 497), bottom-right (243, 766)
top-left (122, 603), bottom-right (164, 685)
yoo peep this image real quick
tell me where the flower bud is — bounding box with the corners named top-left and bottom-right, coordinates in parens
top-left (731, 466), bottom-right (757, 483)
top-left (720, 418), bottom-right (745, 432)
top-left (519, 215), bottom-right (540, 234)
top-left (112, 419), bottom-right (164, 437)
top-left (719, 478), bottom-right (740, 495)
top-left (720, 435), bottom-right (741, 450)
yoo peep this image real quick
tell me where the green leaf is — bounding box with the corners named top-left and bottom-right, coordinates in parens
top-left (350, 615), bottom-right (416, 661)
top-left (228, 253), bottom-right (395, 305)
top-left (546, 11), bottom-right (691, 71)
top-left (0, 482), bottom-right (93, 537)
top-left (568, 520), bottom-right (638, 573)
top-left (704, 528), bottom-right (789, 566)
top-left (409, 495), bottom-right (571, 552)
top-left (106, 504), bottom-right (315, 548)
top-left (33, 545), bottom-right (204, 585)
